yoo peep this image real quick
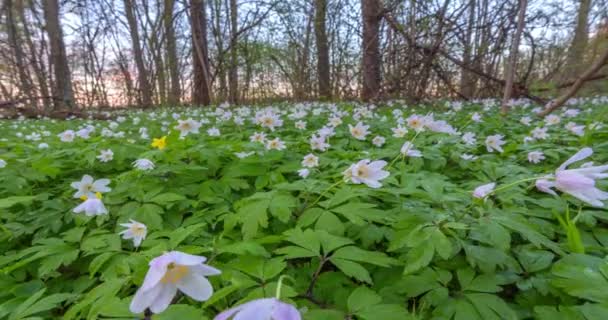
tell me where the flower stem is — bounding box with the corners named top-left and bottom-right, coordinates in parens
top-left (486, 176), bottom-right (547, 196)
top-left (309, 180), bottom-right (343, 208)
top-left (275, 275), bottom-right (287, 299)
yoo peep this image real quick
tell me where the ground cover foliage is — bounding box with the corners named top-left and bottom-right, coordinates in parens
top-left (0, 100), bottom-right (607, 319)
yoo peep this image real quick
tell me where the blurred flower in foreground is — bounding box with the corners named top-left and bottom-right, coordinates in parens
top-left (214, 298), bottom-right (301, 320)
top-left (536, 147), bottom-right (608, 207)
top-left (130, 251), bottom-right (220, 314)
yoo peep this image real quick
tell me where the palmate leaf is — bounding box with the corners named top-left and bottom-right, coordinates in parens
top-left (236, 191), bottom-right (297, 239)
top-left (347, 287), bottom-right (412, 319)
top-left (8, 288), bottom-right (75, 320)
top-left (551, 254), bottom-right (608, 303)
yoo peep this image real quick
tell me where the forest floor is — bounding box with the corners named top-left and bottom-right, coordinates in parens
top-left (1, 101), bottom-right (607, 319)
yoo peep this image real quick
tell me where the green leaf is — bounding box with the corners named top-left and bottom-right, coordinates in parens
top-left (330, 257), bottom-right (372, 284)
top-left (149, 192), bottom-right (186, 205)
top-left (0, 196), bottom-right (36, 209)
top-left (152, 304), bottom-right (206, 320)
top-left (403, 240), bottom-right (435, 275)
top-left (347, 287), bottom-right (382, 313)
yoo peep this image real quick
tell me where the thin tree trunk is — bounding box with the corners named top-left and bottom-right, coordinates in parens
top-left (124, 0), bottom-right (153, 107)
top-left (361, 0), bottom-right (381, 101)
top-left (164, 0), bottom-right (181, 105)
top-left (191, 0), bottom-right (212, 105)
top-left (315, 0), bottom-right (331, 99)
top-left (6, 0), bottom-right (35, 105)
top-left (42, 0), bottom-right (75, 111)
top-left (501, 0), bottom-right (527, 113)
top-left (228, 0), bottom-right (239, 104)
top-left (460, 0), bottom-right (477, 98)
top-left (564, 0), bottom-right (592, 78)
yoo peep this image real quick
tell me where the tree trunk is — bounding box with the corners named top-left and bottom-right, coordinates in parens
top-left (564, 0), bottom-right (592, 78)
top-left (501, 0), bottom-right (527, 113)
top-left (314, 0), bottom-right (331, 99)
top-left (164, 0), bottom-right (181, 105)
top-left (361, 0), bottom-right (381, 101)
top-left (6, 0), bottom-right (35, 104)
top-left (228, 0), bottom-right (239, 104)
top-left (42, 0), bottom-right (75, 111)
top-left (460, 0), bottom-right (477, 98)
top-left (124, 0), bottom-right (153, 107)
top-left (191, 0), bottom-right (212, 105)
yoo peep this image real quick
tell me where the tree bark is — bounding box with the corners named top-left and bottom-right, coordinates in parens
top-left (500, 0), bottom-right (527, 113)
top-left (315, 0), bottom-right (331, 99)
top-left (539, 47), bottom-right (608, 116)
top-left (361, 0), bottom-right (382, 101)
top-left (164, 0), bottom-right (181, 105)
top-left (191, 0), bottom-right (212, 105)
top-left (460, 0), bottom-right (477, 98)
top-left (42, 0), bottom-right (75, 111)
top-left (228, 0), bottom-right (239, 104)
top-left (564, 0), bottom-right (592, 78)
top-left (124, 0), bottom-right (153, 107)
top-left (6, 0), bottom-right (35, 104)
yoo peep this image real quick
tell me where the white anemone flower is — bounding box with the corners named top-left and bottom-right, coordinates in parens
top-left (391, 126), bottom-right (408, 138)
top-left (58, 130), bottom-right (75, 142)
top-left (485, 134), bottom-right (506, 153)
top-left (129, 251), bottom-right (221, 314)
top-left (344, 159), bottom-right (389, 188)
top-left (119, 220), bottom-right (147, 247)
top-left (372, 136), bottom-right (385, 147)
top-left (527, 151), bottom-right (545, 164)
top-left (473, 182), bottom-right (496, 199)
top-left (133, 159), bottom-right (155, 171)
top-left (400, 142), bottom-right (422, 157)
top-left (462, 132), bottom-right (476, 145)
top-left (297, 168), bottom-right (310, 178)
top-left (265, 138), bottom-right (286, 150)
top-left (97, 149), bottom-right (114, 163)
top-left (301, 154), bottom-right (319, 168)
top-left (71, 175), bottom-right (111, 199)
top-left (214, 298), bottom-right (301, 320)
top-left (207, 127), bottom-right (220, 136)
top-left (175, 119), bottom-right (201, 137)
top-left (536, 147), bottom-right (608, 207)
top-left (250, 132), bottom-right (267, 143)
top-left (348, 122), bottom-right (370, 140)
top-left (73, 195), bottom-right (108, 216)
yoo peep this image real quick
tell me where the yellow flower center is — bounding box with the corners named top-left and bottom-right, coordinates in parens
top-left (161, 263), bottom-right (189, 284)
top-left (131, 225), bottom-right (145, 237)
top-left (356, 165), bottom-right (369, 178)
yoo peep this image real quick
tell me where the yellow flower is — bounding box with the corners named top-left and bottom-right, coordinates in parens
top-left (95, 192), bottom-right (103, 199)
top-left (80, 195), bottom-right (88, 201)
top-left (151, 136), bottom-right (167, 150)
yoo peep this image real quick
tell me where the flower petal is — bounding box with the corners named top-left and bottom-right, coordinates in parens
top-left (169, 251), bottom-right (207, 265)
top-left (149, 285), bottom-right (177, 314)
top-left (129, 282), bottom-right (163, 314)
top-left (558, 147), bottom-right (593, 171)
top-left (177, 274), bottom-right (213, 301)
top-left (272, 301), bottom-right (302, 320)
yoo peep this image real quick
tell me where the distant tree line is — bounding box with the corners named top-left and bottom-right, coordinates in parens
top-left (0, 0), bottom-right (607, 115)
